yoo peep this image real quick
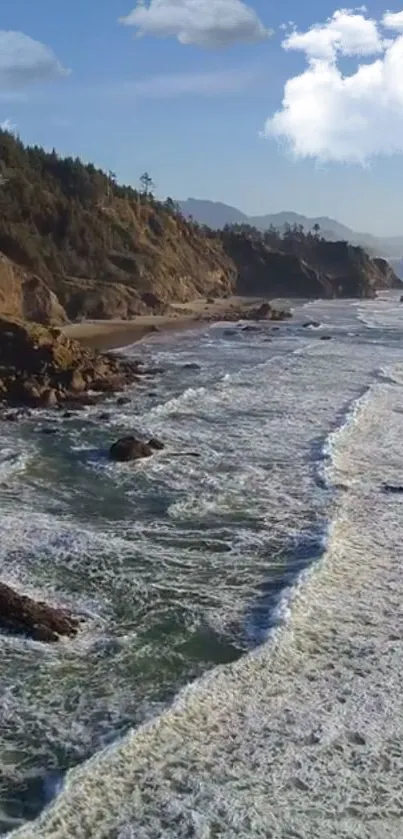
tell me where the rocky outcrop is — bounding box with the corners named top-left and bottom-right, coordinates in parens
top-left (0, 254), bottom-right (68, 325)
top-left (222, 231), bottom-right (401, 300)
top-left (110, 435), bottom-right (164, 462)
top-left (0, 582), bottom-right (79, 642)
top-left (372, 258), bottom-right (402, 290)
top-left (0, 317), bottom-right (142, 408)
top-left (222, 236), bottom-right (330, 298)
top-left (201, 300), bottom-right (291, 324)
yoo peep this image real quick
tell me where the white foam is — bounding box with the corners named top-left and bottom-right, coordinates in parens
top-left (357, 290), bottom-right (403, 330)
top-left (8, 303), bottom-right (403, 837)
top-left (11, 362), bottom-right (403, 839)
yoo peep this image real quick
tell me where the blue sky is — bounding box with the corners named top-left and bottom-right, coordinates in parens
top-left (2, 1), bottom-right (403, 235)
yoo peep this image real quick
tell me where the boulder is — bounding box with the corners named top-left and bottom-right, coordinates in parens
top-left (0, 582), bottom-right (79, 642)
top-left (40, 388), bottom-right (59, 409)
top-left (253, 302), bottom-right (272, 320)
top-left (68, 370), bottom-right (86, 393)
top-left (109, 436), bottom-right (154, 462)
top-left (303, 321), bottom-right (321, 328)
top-left (148, 437), bottom-right (165, 451)
top-left (0, 317), bottom-right (145, 409)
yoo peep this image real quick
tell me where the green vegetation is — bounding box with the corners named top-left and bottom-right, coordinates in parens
top-left (0, 129), bottom-right (398, 320)
top-left (0, 129), bottom-right (182, 282)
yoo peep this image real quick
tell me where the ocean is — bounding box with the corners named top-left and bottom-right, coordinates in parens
top-left (2, 291), bottom-right (403, 838)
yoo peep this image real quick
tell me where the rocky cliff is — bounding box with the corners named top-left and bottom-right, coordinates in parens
top-left (221, 229), bottom-right (401, 299)
top-left (0, 253), bottom-right (68, 324)
top-left (0, 130), bottom-right (235, 322)
top-left (0, 129), bottom-right (399, 324)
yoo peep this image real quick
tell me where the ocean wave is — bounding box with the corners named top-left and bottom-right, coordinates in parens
top-left (11, 360), bottom-right (403, 839)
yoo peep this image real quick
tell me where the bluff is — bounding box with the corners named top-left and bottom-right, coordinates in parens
top-left (0, 130), bottom-right (399, 323)
top-left (0, 130), bottom-right (234, 323)
top-left (220, 226), bottom-right (401, 299)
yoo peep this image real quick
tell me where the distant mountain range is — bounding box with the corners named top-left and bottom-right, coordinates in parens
top-left (179, 199), bottom-right (403, 258)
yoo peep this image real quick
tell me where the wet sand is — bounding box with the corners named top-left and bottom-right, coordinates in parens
top-left (62, 297), bottom-right (260, 351)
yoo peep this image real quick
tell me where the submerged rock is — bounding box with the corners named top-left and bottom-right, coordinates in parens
top-left (382, 483), bottom-right (403, 494)
top-left (109, 436), bottom-right (155, 462)
top-left (148, 437), bottom-right (165, 451)
top-left (0, 582), bottom-right (79, 642)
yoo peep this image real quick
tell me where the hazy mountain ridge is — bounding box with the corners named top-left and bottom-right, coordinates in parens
top-left (179, 199), bottom-right (403, 258)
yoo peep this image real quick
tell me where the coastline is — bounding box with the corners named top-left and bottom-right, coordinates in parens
top-left (61, 296), bottom-right (267, 351)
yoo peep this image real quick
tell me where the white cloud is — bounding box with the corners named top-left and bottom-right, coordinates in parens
top-left (383, 10), bottom-right (403, 31)
top-left (110, 67), bottom-right (259, 98)
top-left (264, 8), bottom-right (403, 163)
top-left (0, 31), bottom-right (69, 89)
top-left (283, 9), bottom-right (383, 60)
top-left (119, 0), bottom-right (271, 48)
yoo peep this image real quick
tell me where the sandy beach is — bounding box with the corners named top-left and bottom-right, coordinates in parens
top-left (62, 297), bottom-right (263, 350)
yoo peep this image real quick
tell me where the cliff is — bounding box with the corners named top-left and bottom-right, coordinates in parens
top-left (221, 227), bottom-right (401, 299)
top-left (0, 253), bottom-right (68, 324)
top-left (0, 130), bottom-right (399, 325)
top-left (0, 130), bottom-right (235, 322)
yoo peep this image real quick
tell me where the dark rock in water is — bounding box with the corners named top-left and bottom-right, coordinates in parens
top-left (223, 329), bottom-right (237, 337)
top-left (62, 401), bottom-right (86, 412)
top-left (97, 412), bottom-right (110, 421)
top-left (3, 412), bottom-right (19, 422)
top-left (109, 436), bottom-right (154, 462)
top-left (303, 321), bottom-right (321, 328)
top-left (254, 302), bottom-right (272, 320)
top-left (0, 582), bottom-right (79, 642)
top-left (116, 396), bottom-right (130, 407)
top-left (40, 388), bottom-right (59, 409)
top-left (320, 336), bottom-right (332, 341)
top-left (242, 325), bottom-right (259, 332)
top-left (148, 437), bottom-right (165, 451)
top-left (400, 296), bottom-right (403, 303)
top-left (382, 483), bottom-right (403, 494)
top-left (183, 363), bottom-right (201, 371)
top-left (40, 427), bottom-right (58, 435)
top-left (62, 411), bottom-right (74, 419)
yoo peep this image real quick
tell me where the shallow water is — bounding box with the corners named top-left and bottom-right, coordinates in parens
top-left (3, 291), bottom-right (403, 837)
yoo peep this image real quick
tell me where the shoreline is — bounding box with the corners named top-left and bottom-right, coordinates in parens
top-left (61, 296), bottom-right (270, 351)
top-left (62, 314), bottom-right (202, 351)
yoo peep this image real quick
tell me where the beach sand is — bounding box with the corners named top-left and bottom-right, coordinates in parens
top-left (62, 297), bottom-right (259, 351)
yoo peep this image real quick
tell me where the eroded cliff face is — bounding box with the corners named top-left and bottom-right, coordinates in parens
top-left (0, 254), bottom-right (68, 325)
top-left (0, 130), bottom-right (400, 325)
top-left (222, 233), bottom-right (401, 300)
